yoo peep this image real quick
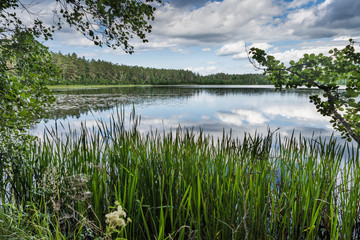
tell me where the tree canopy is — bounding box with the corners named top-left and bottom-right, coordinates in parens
top-left (250, 40), bottom-right (360, 145)
top-left (0, 0), bottom-right (161, 135)
top-left (0, 31), bottom-right (58, 133)
top-left (1, 0), bottom-right (161, 52)
top-left (49, 52), bottom-right (269, 85)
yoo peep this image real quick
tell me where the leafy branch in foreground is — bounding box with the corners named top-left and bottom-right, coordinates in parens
top-left (0, 0), bottom-right (161, 167)
top-left (250, 40), bottom-right (360, 145)
top-left (1, 0), bottom-right (162, 53)
top-left (0, 0), bottom-right (163, 132)
top-left (0, 31), bottom-right (58, 133)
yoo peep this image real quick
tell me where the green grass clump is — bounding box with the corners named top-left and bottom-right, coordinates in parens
top-left (1, 111), bottom-right (360, 239)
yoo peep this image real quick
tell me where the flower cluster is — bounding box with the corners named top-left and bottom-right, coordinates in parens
top-left (105, 201), bottom-right (131, 229)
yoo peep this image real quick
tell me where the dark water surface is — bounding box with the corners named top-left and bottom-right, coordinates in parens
top-left (31, 85), bottom-right (340, 140)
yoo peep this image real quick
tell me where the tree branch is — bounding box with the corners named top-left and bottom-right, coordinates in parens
top-left (282, 68), bottom-right (360, 145)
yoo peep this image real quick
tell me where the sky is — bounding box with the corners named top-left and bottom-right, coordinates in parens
top-left (33, 0), bottom-right (360, 75)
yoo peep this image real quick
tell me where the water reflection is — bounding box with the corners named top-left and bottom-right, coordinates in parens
top-left (216, 109), bottom-right (268, 126)
top-left (32, 85), bottom-right (342, 141)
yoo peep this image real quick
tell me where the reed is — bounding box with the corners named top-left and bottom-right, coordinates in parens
top-left (1, 110), bottom-right (360, 239)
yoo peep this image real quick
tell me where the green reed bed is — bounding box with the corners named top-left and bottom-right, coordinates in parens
top-left (1, 112), bottom-right (360, 239)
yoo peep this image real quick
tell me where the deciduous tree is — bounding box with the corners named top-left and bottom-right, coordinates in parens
top-left (1, 0), bottom-right (161, 52)
top-left (0, 31), bottom-right (57, 133)
top-left (0, 0), bottom-right (161, 134)
top-left (250, 40), bottom-right (360, 145)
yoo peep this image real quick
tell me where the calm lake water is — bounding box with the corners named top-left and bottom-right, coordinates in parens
top-left (31, 85), bottom-right (342, 141)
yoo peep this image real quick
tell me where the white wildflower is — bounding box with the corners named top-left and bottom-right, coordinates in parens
top-left (105, 202), bottom-right (128, 229)
top-left (117, 205), bottom-right (126, 218)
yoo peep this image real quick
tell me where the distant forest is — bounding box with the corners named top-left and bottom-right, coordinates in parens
top-left (50, 52), bottom-right (270, 85)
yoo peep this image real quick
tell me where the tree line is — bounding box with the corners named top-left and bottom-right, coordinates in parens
top-left (50, 52), bottom-right (270, 85)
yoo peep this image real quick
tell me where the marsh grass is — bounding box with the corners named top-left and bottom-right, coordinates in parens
top-left (1, 110), bottom-right (360, 239)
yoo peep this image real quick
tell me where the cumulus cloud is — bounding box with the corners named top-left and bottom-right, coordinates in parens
top-left (216, 41), bottom-right (273, 60)
top-left (285, 0), bottom-right (318, 9)
top-left (152, 0), bottom-right (281, 45)
top-left (216, 41), bottom-right (246, 56)
top-left (149, 0), bottom-right (360, 53)
top-left (15, 0), bottom-right (360, 52)
top-left (315, 0), bottom-right (360, 31)
top-left (268, 38), bottom-right (360, 64)
top-left (54, 31), bottom-right (95, 47)
top-left (270, 0), bottom-right (360, 40)
top-left (13, 0), bottom-right (360, 75)
top-left (19, 0), bottom-right (358, 54)
top-left (185, 66), bottom-right (218, 75)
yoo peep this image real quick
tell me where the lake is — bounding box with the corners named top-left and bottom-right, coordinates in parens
top-left (31, 85), bottom-right (342, 141)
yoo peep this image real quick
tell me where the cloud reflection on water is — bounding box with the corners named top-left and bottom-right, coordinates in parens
top-left (215, 109), bottom-right (268, 126)
top-left (31, 86), bottom-right (345, 143)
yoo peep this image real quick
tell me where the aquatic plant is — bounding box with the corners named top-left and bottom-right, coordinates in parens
top-left (1, 110), bottom-right (360, 239)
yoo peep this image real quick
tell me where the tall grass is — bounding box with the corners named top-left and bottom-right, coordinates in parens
top-left (1, 110), bottom-right (360, 239)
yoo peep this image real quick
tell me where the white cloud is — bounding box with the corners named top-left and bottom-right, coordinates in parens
top-left (59, 32), bottom-right (95, 47)
top-left (16, 0), bottom-right (360, 53)
top-left (134, 39), bottom-right (178, 51)
top-left (285, 0), bottom-right (317, 9)
top-left (148, 0), bottom-right (360, 53)
top-left (333, 36), bottom-right (360, 41)
top-left (101, 48), bottom-right (127, 56)
top-left (250, 42), bottom-right (273, 51)
top-left (14, 0), bottom-right (360, 75)
top-left (268, 37), bottom-right (360, 64)
top-left (216, 41), bottom-right (246, 56)
top-left (152, 0), bottom-right (281, 46)
top-left (287, 8), bottom-right (315, 25)
top-left (217, 41), bottom-right (273, 60)
top-left (185, 66), bottom-right (218, 75)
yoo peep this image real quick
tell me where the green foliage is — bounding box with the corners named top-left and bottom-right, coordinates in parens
top-left (0, 0), bottom-right (161, 52)
top-left (0, 0), bottom-right (162, 133)
top-left (200, 72), bottom-right (269, 85)
top-left (0, 31), bottom-right (58, 133)
top-left (50, 52), bottom-right (269, 85)
top-left (250, 40), bottom-right (360, 145)
top-left (1, 112), bottom-right (360, 239)
top-left (0, 0), bottom-right (161, 176)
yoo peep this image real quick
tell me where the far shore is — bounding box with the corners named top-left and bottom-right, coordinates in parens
top-left (47, 84), bottom-right (152, 90)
